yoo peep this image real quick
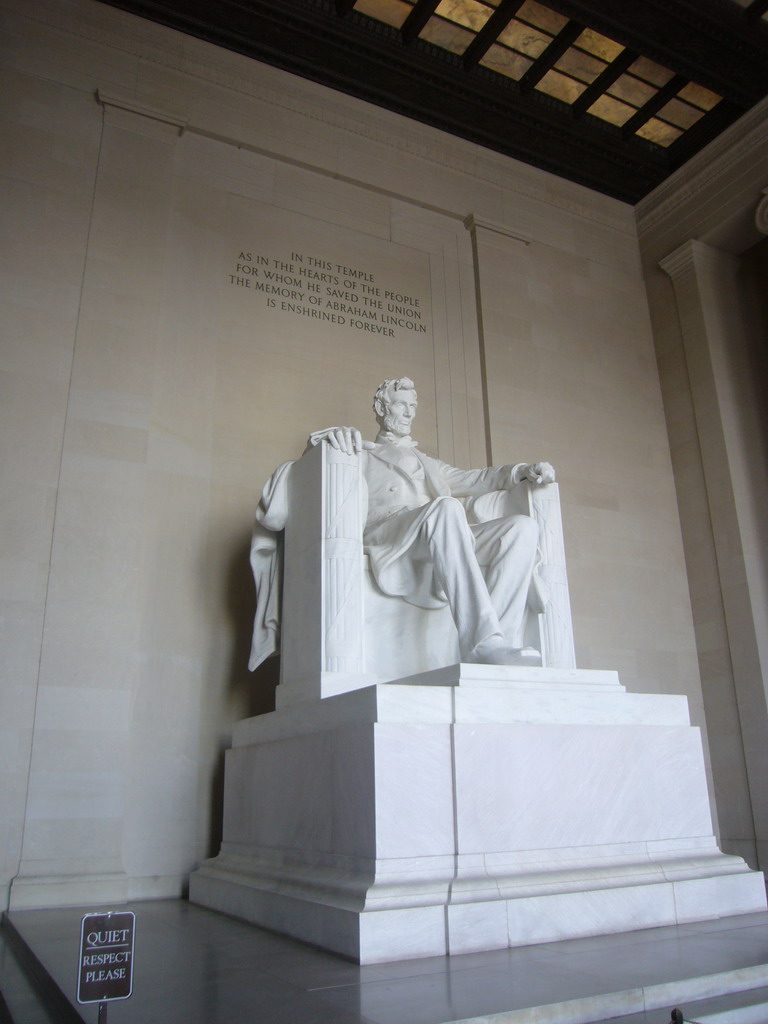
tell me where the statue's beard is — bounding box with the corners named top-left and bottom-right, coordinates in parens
top-left (380, 411), bottom-right (412, 437)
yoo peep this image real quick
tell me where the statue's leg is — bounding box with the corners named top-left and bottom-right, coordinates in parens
top-left (417, 496), bottom-right (504, 657)
top-left (471, 515), bottom-right (539, 648)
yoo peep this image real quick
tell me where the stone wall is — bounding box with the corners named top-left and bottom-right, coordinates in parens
top-left (1, 0), bottom-right (702, 909)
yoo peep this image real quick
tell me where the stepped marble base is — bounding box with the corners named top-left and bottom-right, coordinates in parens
top-left (190, 666), bottom-right (767, 964)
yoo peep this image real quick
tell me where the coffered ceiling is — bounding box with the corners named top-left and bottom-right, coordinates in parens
top-left (98, 0), bottom-right (768, 203)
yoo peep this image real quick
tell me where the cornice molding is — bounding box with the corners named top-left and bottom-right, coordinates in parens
top-left (162, 60), bottom-right (634, 233)
top-left (636, 96), bottom-right (768, 237)
top-left (463, 215), bottom-right (532, 246)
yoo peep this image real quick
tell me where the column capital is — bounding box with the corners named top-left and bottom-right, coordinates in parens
top-left (660, 239), bottom-right (739, 282)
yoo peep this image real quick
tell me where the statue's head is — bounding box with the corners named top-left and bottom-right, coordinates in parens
top-left (373, 377), bottom-right (418, 438)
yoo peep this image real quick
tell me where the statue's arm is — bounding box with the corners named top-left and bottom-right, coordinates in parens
top-left (439, 459), bottom-right (555, 496)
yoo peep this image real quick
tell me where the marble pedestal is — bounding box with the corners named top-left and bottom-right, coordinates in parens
top-left (190, 666), bottom-right (766, 964)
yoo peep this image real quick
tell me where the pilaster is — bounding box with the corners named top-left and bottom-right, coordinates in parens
top-left (661, 238), bottom-right (768, 871)
top-left (10, 95), bottom-right (186, 909)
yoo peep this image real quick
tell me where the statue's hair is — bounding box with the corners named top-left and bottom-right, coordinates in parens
top-left (373, 377), bottom-right (416, 412)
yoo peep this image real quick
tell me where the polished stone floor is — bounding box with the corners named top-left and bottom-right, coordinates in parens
top-left (2, 900), bottom-right (768, 1024)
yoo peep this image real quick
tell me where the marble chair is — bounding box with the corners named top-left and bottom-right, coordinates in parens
top-left (276, 441), bottom-right (575, 707)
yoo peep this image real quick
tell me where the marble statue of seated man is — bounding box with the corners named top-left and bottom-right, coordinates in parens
top-left (249, 376), bottom-right (555, 671)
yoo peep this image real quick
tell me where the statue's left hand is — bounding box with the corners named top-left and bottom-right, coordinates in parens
top-left (516, 461), bottom-right (556, 485)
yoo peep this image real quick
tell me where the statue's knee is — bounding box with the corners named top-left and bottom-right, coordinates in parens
top-left (502, 514), bottom-right (539, 551)
top-left (422, 495), bottom-right (468, 538)
top-left (430, 495), bottom-right (465, 521)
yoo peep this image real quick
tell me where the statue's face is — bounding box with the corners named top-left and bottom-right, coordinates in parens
top-left (378, 388), bottom-right (418, 437)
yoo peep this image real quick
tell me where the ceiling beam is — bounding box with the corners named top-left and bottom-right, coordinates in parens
top-left (621, 73), bottom-right (687, 138)
top-left (91, 0), bottom-right (761, 203)
top-left (518, 20), bottom-right (583, 95)
top-left (571, 48), bottom-right (638, 118)
top-left (95, 0), bottom-right (669, 201)
top-left (462, 0), bottom-right (525, 71)
top-left (401, 0), bottom-right (441, 45)
top-left (538, 0), bottom-right (768, 107)
top-left (665, 96), bottom-right (743, 170)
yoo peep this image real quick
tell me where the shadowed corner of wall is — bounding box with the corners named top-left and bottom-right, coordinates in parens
top-left (225, 530), bottom-right (279, 719)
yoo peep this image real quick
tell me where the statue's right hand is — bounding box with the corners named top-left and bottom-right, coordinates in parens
top-left (308, 426), bottom-right (364, 454)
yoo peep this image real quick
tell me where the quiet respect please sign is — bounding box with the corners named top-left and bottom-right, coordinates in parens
top-left (77, 911), bottom-right (135, 1005)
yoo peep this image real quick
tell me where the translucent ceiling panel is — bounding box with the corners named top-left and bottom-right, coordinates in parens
top-left (420, 15), bottom-right (474, 53)
top-left (497, 19), bottom-right (552, 58)
top-left (678, 81), bottom-right (721, 111)
top-left (608, 73), bottom-right (657, 108)
top-left (479, 43), bottom-right (533, 79)
top-left (629, 56), bottom-right (675, 88)
top-left (354, 0), bottom-right (414, 29)
top-left (351, 0), bottom-right (725, 154)
top-left (554, 46), bottom-right (607, 85)
top-left (636, 118), bottom-right (683, 146)
top-left (657, 97), bottom-right (706, 129)
top-left (435, 0), bottom-right (494, 32)
top-left (535, 69), bottom-right (588, 103)
top-left (517, 0), bottom-right (568, 35)
top-left (575, 28), bottom-right (624, 62)
top-left (587, 93), bottom-right (635, 126)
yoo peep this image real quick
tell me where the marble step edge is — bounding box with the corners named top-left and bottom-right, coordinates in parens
top-left (599, 984), bottom-right (768, 1024)
top-left (202, 834), bottom-right (725, 879)
top-left (234, 681), bottom-right (689, 746)
top-left (0, 929), bottom-right (62, 1024)
top-left (392, 664), bottom-right (624, 688)
top-left (0, 914), bottom-right (86, 1024)
top-left (191, 846), bottom-right (757, 914)
top-left (447, 966), bottom-right (768, 1024)
top-left (664, 985), bottom-right (768, 1024)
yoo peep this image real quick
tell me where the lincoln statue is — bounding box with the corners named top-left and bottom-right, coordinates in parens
top-left (249, 377), bottom-right (555, 670)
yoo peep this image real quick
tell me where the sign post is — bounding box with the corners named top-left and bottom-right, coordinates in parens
top-left (77, 911), bottom-right (135, 1021)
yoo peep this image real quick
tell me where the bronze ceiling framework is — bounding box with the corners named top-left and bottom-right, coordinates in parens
top-left (98, 0), bottom-right (768, 203)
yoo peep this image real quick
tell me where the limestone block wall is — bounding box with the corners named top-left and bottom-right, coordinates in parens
top-left (0, 0), bottom-right (703, 909)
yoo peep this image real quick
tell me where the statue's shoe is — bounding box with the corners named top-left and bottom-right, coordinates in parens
top-left (465, 640), bottom-right (542, 667)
